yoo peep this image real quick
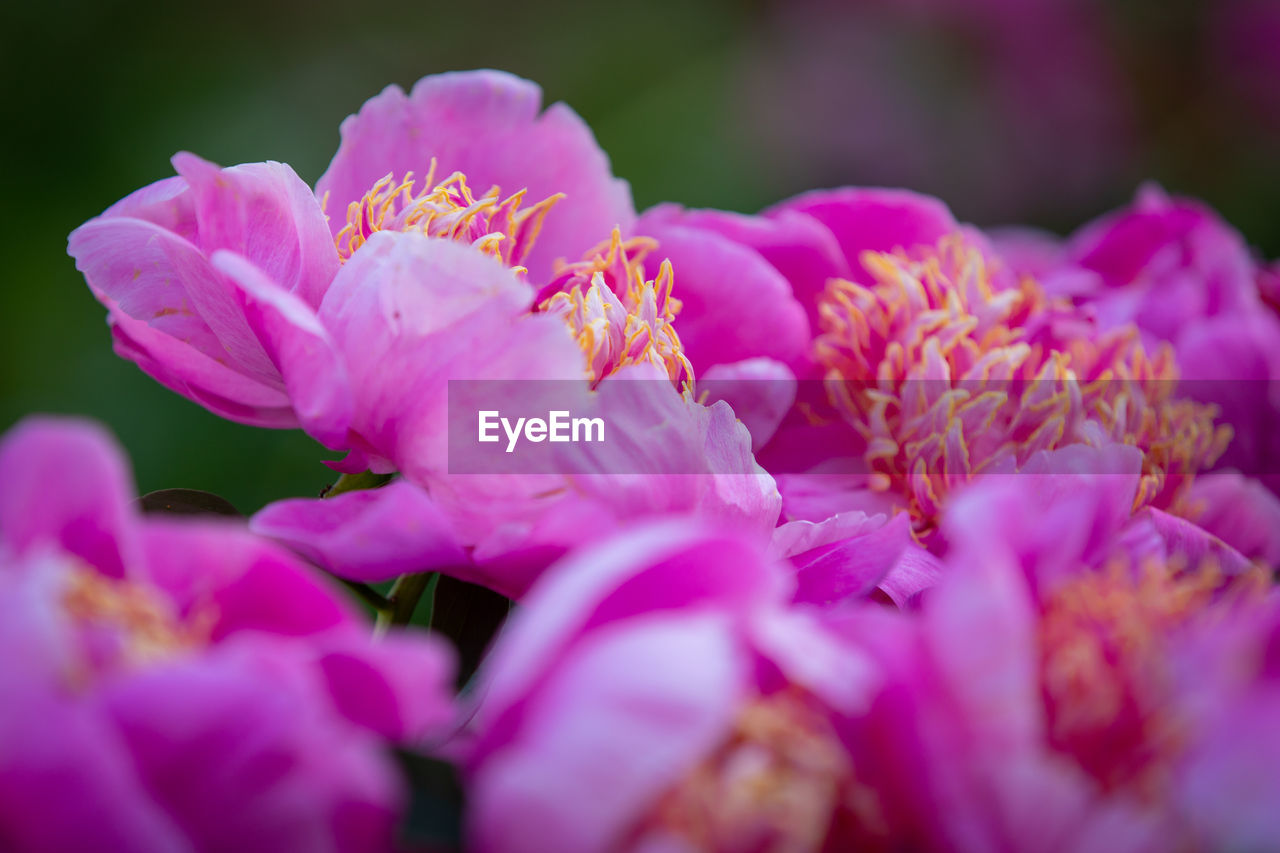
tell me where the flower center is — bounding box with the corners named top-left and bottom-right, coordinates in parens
top-left (61, 566), bottom-right (211, 683)
top-left (625, 690), bottom-right (884, 852)
top-left (816, 236), bottom-right (1230, 534)
top-left (334, 162), bottom-right (562, 272)
top-left (538, 229), bottom-right (694, 391)
top-left (1038, 558), bottom-right (1268, 799)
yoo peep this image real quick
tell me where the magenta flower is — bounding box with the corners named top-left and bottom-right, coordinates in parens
top-left (818, 453), bottom-right (1275, 850)
top-left (458, 520), bottom-right (880, 852)
top-left (634, 187), bottom-right (974, 376)
top-left (0, 417), bottom-right (455, 851)
top-left (68, 70), bottom-right (634, 442)
top-left (995, 185), bottom-right (1280, 555)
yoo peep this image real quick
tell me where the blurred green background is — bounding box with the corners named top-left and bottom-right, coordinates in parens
top-left (4, 0), bottom-right (1278, 512)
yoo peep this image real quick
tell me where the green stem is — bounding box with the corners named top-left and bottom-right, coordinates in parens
top-left (376, 572), bottom-right (436, 631)
top-left (324, 470), bottom-right (393, 499)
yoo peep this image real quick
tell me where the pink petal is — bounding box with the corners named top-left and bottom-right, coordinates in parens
top-left (471, 521), bottom-right (788, 751)
top-left (106, 305), bottom-right (298, 428)
top-left (767, 187), bottom-right (961, 285)
top-left (698, 358), bottom-right (797, 451)
top-left (138, 520), bottom-right (356, 640)
top-left (640, 203), bottom-right (849, 329)
top-left (101, 652), bottom-right (401, 852)
top-left (317, 232), bottom-right (585, 483)
top-left (315, 630), bottom-right (457, 743)
top-left (250, 481), bottom-right (467, 584)
top-left (211, 251), bottom-right (353, 448)
top-left (635, 213), bottom-right (811, 371)
top-left (172, 152), bottom-right (338, 309)
top-left (468, 613), bottom-right (743, 853)
top-left (1185, 473), bottom-right (1280, 565)
top-left (0, 417), bottom-right (138, 578)
top-left (316, 70), bottom-right (633, 282)
top-left (69, 215), bottom-right (279, 384)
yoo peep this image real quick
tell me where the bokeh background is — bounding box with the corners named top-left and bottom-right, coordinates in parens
top-left (4, 0), bottom-right (1279, 512)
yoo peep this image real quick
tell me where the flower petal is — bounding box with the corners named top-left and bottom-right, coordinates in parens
top-left (211, 251), bottom-right (353, 448)
top-left (250, 481), bottom-right (467, 584)
top-left (316, 70), bottom-right (633, 281)
top-left (0, 417), bottom-right (137, 578)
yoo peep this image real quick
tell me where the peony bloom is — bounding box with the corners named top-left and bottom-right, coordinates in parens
top-left (818, 450), bottom-right (1277, 851)
top-left (247, 223), bottom-right (782, 599)
top-left (69, 69), bottom-right (784, 597)
top-left (458, 520), bottom-right (882, 853)
top-left (0, 417), bottom-right (455, 852)
top-left (995, 185), bottom-right (1280, 553)
top-left (812, 234), bottom-right (1229, 536)
top-left (68, 70), bottom-right (634, 443)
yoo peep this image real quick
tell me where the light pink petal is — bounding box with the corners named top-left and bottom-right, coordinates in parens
top-left (1185, 473), bottom-right (1280, 565)
top-left (211, 251), bottom-right (353, 448)
top-left (1131, 507), bottom-right (1252, 577)
top-left (923, 549), bottom-right (1043, 749)
top-left (318, 232), bottom-right (584, 482)
top-left (106, 305), bottom-right (298, 428)
top-left (468, 613), bottom-right (744, 853)
top-left (472, 521), bottom-right (789, 748)
top-left (102, 174), bottom-right (197, 236)
top-left (1175, 692), bottom-right (1280, 851)
top-left (250, 481), bottom-right (468, 584)
top-left (771, 511), bottom-right (912, 606)
top-left (878, 546), bottom-right (945, 608)
top-left (698, 358), bottom-right (797, 451)
top-left (316, 70), bottom-right (633, 281)
top-left (69, 214), bottom-right (273, 375)
top-left (635, 213), bottom-right (811, 371)
top-left (172, 152), bottom-right (338, 309)
top-left (138, 520), bottom-right (356, 640)
top-left (0, 417), bottom-right (138, 578)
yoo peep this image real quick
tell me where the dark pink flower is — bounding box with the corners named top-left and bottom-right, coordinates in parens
top-left (68, 70), bottom-right (633, 442)
top-left (458, 521), bottom-right (880, 852)
top-left (0, 417), bottom-right (455, 851)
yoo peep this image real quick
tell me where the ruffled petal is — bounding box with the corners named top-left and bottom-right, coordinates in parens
top-left (172, 152), bottom-right (338, 309)
top-left (316, 70), bottom-right (633, 281)
top-left (634, 211), bottom-right (811, 371)
top-left (211, 251), bottom-right (353, 448)
top-left (250, 481), bottom-right (467, 584)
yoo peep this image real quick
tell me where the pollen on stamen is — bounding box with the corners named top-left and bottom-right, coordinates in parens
top-left (815, 235), bottom-right (1230, 535)
top-left (335, 160), bottom-right (563, 272)
top-left (538, 228), bottom-right (695, 392)
top-left (1038, 556), bottom-right (1269, 798)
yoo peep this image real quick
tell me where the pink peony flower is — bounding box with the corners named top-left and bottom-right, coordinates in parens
top-left (68, 70), bottom-right (634, 442)
top-left (817, 451), bottom-right (1276, 850)
top-left (0, 417), bottom-right (455, 852)
top-left (995, 185), bottom-right (1280, 554)
top-left (70, 70), bottom-right (784, 597)
top-left (458, 520), bottom-right (882, 853)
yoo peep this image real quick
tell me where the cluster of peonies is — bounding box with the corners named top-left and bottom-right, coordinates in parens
top-left (5, 69), bottom-right (1275, 850)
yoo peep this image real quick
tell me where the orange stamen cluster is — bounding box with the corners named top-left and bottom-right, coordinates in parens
top-left (1038, 557), bottom-right (1268, 798)
top-left (816, 236), bottom-right (1230, 533)
top-left (627, 689), bottom-right (882, 851)
top-left (335, 161), bottom-right (562, 272)
top-left (538, 229), bottom-right (694, 391)
top-left (61, 567), bottom-right (211, 683)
